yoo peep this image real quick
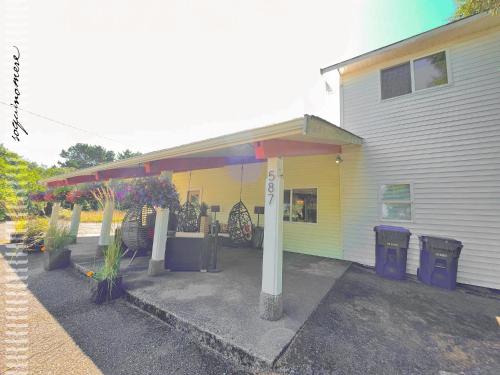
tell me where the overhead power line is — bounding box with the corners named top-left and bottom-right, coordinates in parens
top-left (0, 100), bottom-right (131, 148)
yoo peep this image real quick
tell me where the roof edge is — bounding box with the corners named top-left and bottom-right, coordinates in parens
top-left (320, 12), bottom-right (490, 75)
top-left (41, 115), bottom-right (352, 184)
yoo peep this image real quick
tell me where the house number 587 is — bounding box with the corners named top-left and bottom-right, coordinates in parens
top-left (267, 170), bottom-right (275, 205)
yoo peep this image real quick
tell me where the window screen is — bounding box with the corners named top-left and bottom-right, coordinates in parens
top-left (381, 62), bottom-right (412, 100)
top-left (414, 51), bottom-right (448, 90)
top-left (380, 184), bottom-right (412, 221)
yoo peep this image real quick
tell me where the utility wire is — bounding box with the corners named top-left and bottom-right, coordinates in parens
top-left (0, 100), bottom-right (131, 147)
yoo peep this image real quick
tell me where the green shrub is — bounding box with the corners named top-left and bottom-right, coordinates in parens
top-left (23, 217), bottom-right (49, 248)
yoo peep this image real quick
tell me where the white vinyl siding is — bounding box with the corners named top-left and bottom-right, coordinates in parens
top-left (339, 28), bottom-right (500, 289)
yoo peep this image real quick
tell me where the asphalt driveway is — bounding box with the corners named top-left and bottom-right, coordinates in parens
top-left (275, 264), bottom-right (500, 375)
top-left (3, 245), bottom-right (500, 375)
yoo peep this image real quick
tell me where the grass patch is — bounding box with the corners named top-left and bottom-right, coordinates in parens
top-left (59, 209), bottom-right (125, 223)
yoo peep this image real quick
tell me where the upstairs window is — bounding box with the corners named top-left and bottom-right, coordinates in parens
top-left (380, 51), bottom-right (448, 100)
top-left (381, 62), bottom-right (412, 100)
top-left (380, 184), bottom-right (413, 221)
top-left (414, 51), bottom-right (448, 90)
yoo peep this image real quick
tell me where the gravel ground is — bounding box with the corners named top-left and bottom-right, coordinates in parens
top-left (1, 248), bottom-right (252, 375)
top-left (275, 264), bottom-right (500, 375)
top-left (1, 248), bottom-right (101, 375)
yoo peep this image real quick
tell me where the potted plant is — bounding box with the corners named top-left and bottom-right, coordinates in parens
top-left (199, 202), bottom-right (211, 236)
top-left (115, 176), bottom-right (180, 211)
top-left (43, 225), bottom-right (73, 271)
top-left (23, 216), bottom-right (49, 252)
top-left (88, 230), bottom-right (125, 304)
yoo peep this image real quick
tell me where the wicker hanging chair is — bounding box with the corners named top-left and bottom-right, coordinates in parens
top-left (227, 165), bottom-right (253, 246)
top-left (177, 201), bottom-right (200, 232)
top-left (121, 204), bottom-right (156, 253)
top-left (228, 200), bottom-right (253, 245)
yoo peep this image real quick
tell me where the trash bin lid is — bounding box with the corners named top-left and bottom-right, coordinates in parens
top-left (374, 225), bottom-right (411, 234)
top-left (419, 235), bottom-right (462, 247)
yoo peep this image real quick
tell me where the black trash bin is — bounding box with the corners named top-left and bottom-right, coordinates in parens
top-left (374, 225), bottom-right (411, 280)
top-left (417, 236), bottom-right (462, 290)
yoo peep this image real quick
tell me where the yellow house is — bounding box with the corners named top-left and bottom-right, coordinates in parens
top-left (173, 153), bottom-right (342, 259)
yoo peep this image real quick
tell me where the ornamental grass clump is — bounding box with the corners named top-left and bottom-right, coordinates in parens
top-left (89, 229), bottom-right (125, 302)
top-left (43, 224), bottom-right (73, 271)
top-left (44, 224), bottom-right (73, 253)
top-left (95, 231), bottom-right (123, 283)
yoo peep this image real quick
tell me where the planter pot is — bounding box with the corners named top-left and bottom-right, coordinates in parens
top-left (43, 248), bottom-right (71, 271)
top-left (90, 276), bottom-right (124, 304)
top-left (10, 232), bottom-right (24, 244)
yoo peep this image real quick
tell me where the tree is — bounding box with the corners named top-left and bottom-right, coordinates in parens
top-left (59, 143), bottom-right (115, 169)
top-left (117, 149), bottom-right (142, 160)
top-left (454, 0), bottom-right (500, 19)
top-left (0, 145), bottom-right (53, 220)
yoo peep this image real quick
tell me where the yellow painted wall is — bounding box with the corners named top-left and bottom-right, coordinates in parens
top-left (172, 154), bottom-right (342, 259)
top-left (283, 155), bottom-right (341, 259)
top-left (173, 163), bottom-right (267, 226)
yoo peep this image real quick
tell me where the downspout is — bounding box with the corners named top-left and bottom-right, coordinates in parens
top-left (338, 68), bottom-right (345, 128)
top-left (337, 68), bottom-right (344, 259)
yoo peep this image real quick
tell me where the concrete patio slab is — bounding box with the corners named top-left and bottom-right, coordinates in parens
top-left (69, 236), bottom-right (351, 367)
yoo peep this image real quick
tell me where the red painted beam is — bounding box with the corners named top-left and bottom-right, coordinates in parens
top-left (66, 175), bottom-right (98, 185)
top-left (47, 179), bottom-right (68, 188)
top-left (98, 166), bottom-right (148, 180)
top-left (254, 140), bottom-right (341, 159)
top-left (149, 156), bottom-right (263, 174)
top-left (49, 156), bottom-right (266, 186)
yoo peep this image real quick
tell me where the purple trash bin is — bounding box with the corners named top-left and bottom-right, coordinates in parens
top-left (374, 225), bottom-right (411, 280)
top-left (417, 236), bottom-right (462, 290)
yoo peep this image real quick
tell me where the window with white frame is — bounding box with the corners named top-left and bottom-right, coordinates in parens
top-left (381, 51), bottom-right (448, 100)
top-left (283, 188), bottom-right (317, 223)
top-left (380, 184), bottom-right (412, 221)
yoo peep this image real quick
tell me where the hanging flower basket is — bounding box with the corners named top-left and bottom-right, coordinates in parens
top-left (115, 176), bottom-right (180, 211)
top-left (43, 191), bottom-right (55, 202)
top-left (29, 192), bottom-right (45, 202)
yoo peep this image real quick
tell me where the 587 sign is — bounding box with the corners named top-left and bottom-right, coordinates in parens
top-left (267, 170), bottom-right (276, 205)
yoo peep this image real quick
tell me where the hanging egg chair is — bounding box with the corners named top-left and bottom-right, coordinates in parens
top-left (176, 201), bottom-right (200, 232)
top-left (227, 165), bottom-right (253, 246)
top-left (228, 201), bottom-right (253, 245)
top-left (176, 171), bottom-right (201, 233)
top-left (121, 204), bottom-right (156, 253)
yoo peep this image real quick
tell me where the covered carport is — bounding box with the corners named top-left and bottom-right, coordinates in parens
top-left (42, 114), bottom-right (363, 321)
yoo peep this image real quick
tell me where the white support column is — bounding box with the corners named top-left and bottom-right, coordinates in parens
top-left (48, 202), bottom-right (60, 230)
top-left (148, 170), bottom-right (173, 276)
top-left (97, 200), bottom-right (114, 255)
top-left (260, 157), bottom-right (284, 321)
top-left (69, 204), bottom-right (82, 243)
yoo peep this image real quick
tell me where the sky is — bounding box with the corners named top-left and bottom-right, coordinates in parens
top-left (1, 0), bottom-right (456, 166)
